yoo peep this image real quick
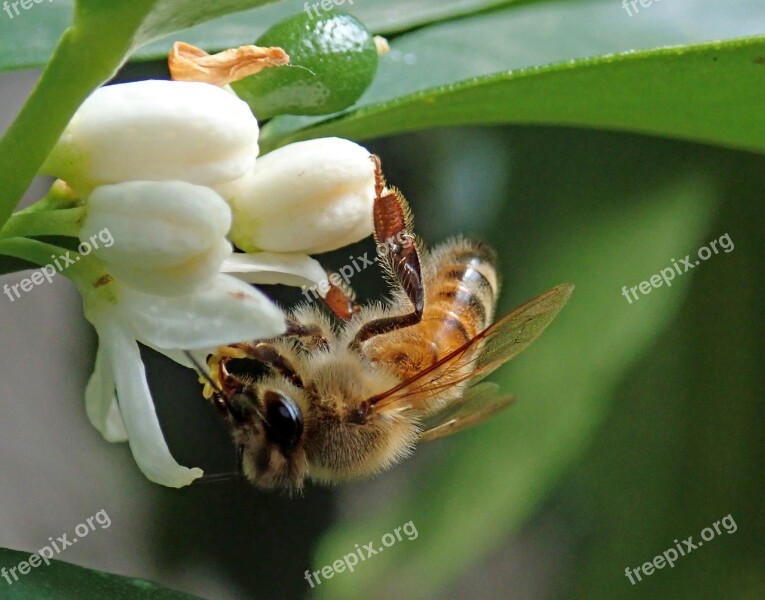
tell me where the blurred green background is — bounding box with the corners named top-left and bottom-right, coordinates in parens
top-left (1, 0), bottom-right (763, 599)
top-left (140, 124), bottom-right (765, 599)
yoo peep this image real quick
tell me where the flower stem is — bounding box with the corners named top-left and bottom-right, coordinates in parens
top-left (0, 207), bottom-right (85, 239)
top-left (0, 23), bottom-right (130, 230)
top-left (0, 236), bottom-right (109, 292)
top-left (16, 180), bottom-right (81, 215)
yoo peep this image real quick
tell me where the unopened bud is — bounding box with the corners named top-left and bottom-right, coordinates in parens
top-left (42, 80), bottom-right (260, 194)
top-left (219, 137), bottom-right (375, 254)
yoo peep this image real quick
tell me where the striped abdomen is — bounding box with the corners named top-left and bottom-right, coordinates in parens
top-left (365, 238), bottom-right (499, 383)
top-left (421, 238), bottom-right (499, 356)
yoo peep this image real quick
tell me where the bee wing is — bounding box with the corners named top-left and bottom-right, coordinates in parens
top-left (419, 382), bottom-right (515, 442)
top-left (369, 283), bottom-right (573, 412)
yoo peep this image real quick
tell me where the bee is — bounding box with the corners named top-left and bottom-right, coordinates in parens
top-left (198, 157), bottom-right (573, 491)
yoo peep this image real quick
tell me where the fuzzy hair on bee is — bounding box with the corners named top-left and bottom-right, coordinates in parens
top-left (198, 156), bottom-right (573, 492)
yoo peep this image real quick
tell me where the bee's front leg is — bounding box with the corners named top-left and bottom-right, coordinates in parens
top-left (322, 279), bottom-right (361, 321)
top-left (350, 156), bottom-right (424, 349)
top-left (212, 341), bottom-right (304, 390)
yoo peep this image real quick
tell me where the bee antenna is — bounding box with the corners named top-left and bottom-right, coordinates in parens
top-left (183, 350), bottom-right (223, 395)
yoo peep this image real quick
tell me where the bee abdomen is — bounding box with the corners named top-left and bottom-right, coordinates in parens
top-left (426, 238), bottom-right (499, 343)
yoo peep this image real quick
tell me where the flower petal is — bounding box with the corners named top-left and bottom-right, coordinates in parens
top-left (155, 348), bottom-right (215, 370)
top-left (221, 252), bottom-right (328, 292)
top-left (85, 340), bottom-right (128, 443)
top-left (108, 237), bottom-right (233, 298)
top-left (101, 322), bottom-right (203, 487)
top-left (119, 275), bottom-right (286, 350)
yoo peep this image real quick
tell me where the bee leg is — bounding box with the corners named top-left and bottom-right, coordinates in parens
top-left (284, 320), bottom-right (331, 350)
top-left (350, 156), bottom-right (424, 350)
top-left (322, 279), bottom-right (361, 321)
top-left (221, 341), bottom-right (305, 389)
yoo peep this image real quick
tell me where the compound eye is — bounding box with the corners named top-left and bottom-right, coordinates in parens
top-left (263, 391), bottom-right (303, 453)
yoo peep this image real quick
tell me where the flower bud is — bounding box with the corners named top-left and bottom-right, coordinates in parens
top-left (42, 80), bottom-right (260, 194)
top-left (218, 137), bottom-right (375, 254)
top-left (80, 181), bottom-right (232, 296)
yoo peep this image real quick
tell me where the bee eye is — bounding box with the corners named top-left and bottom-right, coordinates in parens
top-left (263, 391), bottom-right (303, 453)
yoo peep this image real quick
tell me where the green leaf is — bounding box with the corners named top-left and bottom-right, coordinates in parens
top-left (311, 131), bottom-right (723, 599)
top-left (259, 0), bottom-right (765, 153)
top-left (556, 156), bottom-right (765, 599)
top-left (0, 0), bottom-right (278, 229)
top-left (0, 547), bottom-right (203, 599)
top-left (0, 0), bottom-right (518, 72)
top-left (232, 12), bottom-right (378, 118)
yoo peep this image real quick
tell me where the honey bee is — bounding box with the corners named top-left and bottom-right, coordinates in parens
top-left (197, 157), bottom-right (573, 491)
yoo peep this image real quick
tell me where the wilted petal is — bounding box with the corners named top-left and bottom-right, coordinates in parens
top-left (119, 275), bottom-right (286, 350)
top-left (85, 341), bottom-right (127, 443)
top-left (169, 41), bottom-right (290, 86)
top-left (101, 321), bottom-right (203, 488)
top-left (42, 80), bottom-right (260, 193)
top-left (219, 137), bottom-right (375, 254)
top-left (221, 252), bottom-right (327, 290)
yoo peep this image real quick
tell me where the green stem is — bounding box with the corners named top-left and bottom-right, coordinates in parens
top-left (16, 181), bottom-right (81, 215)
top-left (0, 25), bottom-right (131, 230)
top-left (0, 207), bottom-right (85, 239)
top-left (0, 237), bottom-right (109, 292)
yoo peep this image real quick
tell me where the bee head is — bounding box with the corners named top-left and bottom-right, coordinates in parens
top-left (225, 380), bottom-right (309, 491)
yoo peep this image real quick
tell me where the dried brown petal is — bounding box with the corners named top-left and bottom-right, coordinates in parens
top-left (168, 41), bottom-right (290, 87)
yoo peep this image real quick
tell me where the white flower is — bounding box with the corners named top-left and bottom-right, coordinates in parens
top-left (217, 137), bottom-right (375, 254)
top-left (82, 274), bottom-right (286, 488)
top-left (79, 237), bottom-right (332, 487)
top-left (42, 80), bottom-right (260, 194)
top-left (80, 181), bottom-right (233, 297)
top-left (37, 79), bottom-right (382, 488)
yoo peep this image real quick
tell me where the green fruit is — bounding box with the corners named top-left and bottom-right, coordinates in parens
top-left (232, 12), bottom-right (379, 119)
